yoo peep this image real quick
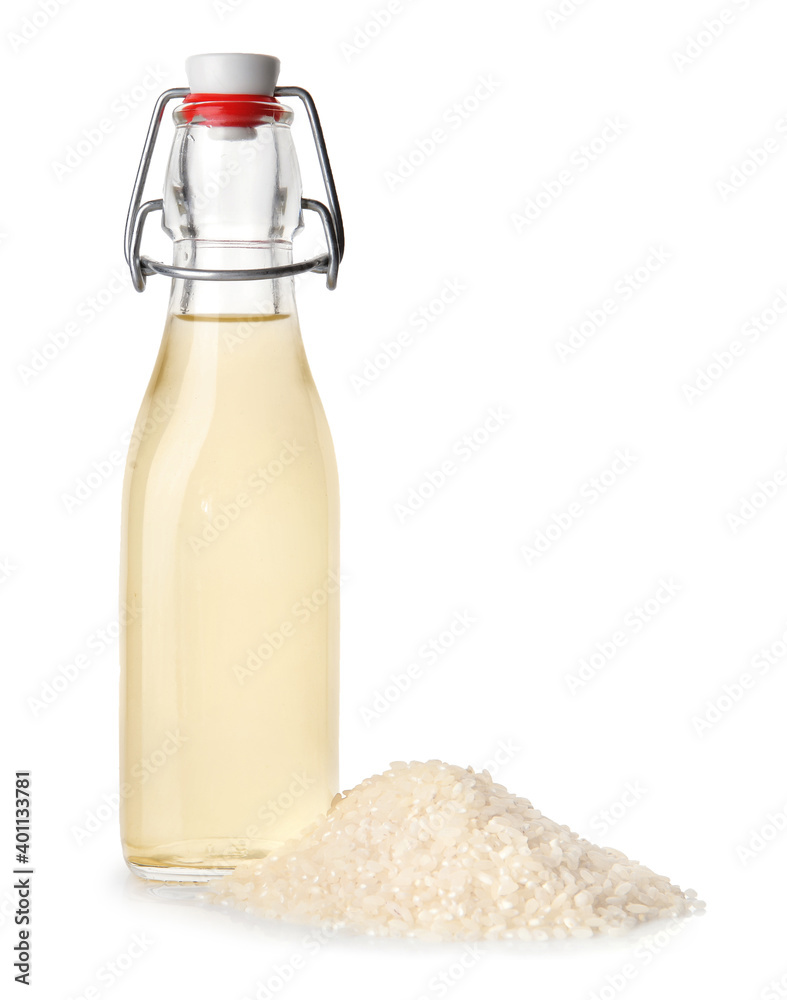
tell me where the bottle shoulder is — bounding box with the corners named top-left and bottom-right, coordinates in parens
top-left (122, 331), bottom-right (336, 507)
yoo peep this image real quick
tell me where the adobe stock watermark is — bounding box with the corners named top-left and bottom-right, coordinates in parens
top-left (736, 799), bottom-right (787, 865)
top-left (71, 791), bottom-right (124, 847)
top-left (220, 261), bottom-right (321, 357)
top-left (587, 918), bottom-right (689, 1000)
top-left (360, 611), bottom-right (477, 725)
top-left (72, 731), bottom-right (188, 846)
top-left (385, 75), bottom-right (502, 191)
top-left (395, 407), bottom-right (511, 523)
top-left (339, 0), bottom-right (409, 62)
top-left (187, 136), bottom-right (276, 214)
top-left (232, 571), bottom-right (346, 685)
top-left (218, 300), bottom-right (277, 355)
top-left (241, 773), bottom-right (318, 845)
top-left (545, 0), bottom-right (594, 29)
top-left (725, 454), bottom-right (787, 533)
top-left (555, 245), bottom-right (672, 361)
top-left (565, 579), bottom-right (681, 694)
top-left (66, 934), bottom-right (154, 1000)
top-left (52, 67), bottom-right (170, 180)
top-left (681, 288), bottom-right (787, 403)
top-left (760, 968), bottom-right (787, 1000)
top-left (520, 449), bottom-right (637, 566)
top-left (691, 621), bottom-right (787, 736)
top-left (671, 0), bottom-right (763, 73)
top-left (476, 738), bottom-right (522, 780)
top-left (27, 602), bottom-right (141, 717)
top-left (17, 267), bottom-right (133, 386)
top-left (7, 0), bottom-right (72, 52)
top-left (415, 944), bottom-right (484, 1000)
top-left (125, 729), bottom-right (188, 787)
top-left (586, 781), bottom-right (648, 839)
top-left (511, 117), bottom-right (627, 233)
top-left (1, 556), bottom-right (18, 587)
top-left (417, 793), bottom-right (468, 839)
top-left (715, 114), bottom-right (787, 202)
top-left (61, 399), bottom-right (176, 514)
top-left (241, 926), bottom-right (336, 1000)
top-left (188, 441), bottom-right (305, 553)
top-left (211, 0), bottom-right (249, 19)
top-left (350, 278), bottom-right (466, 393)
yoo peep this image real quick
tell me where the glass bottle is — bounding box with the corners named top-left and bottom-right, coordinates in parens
top-left (120, 54), bottom-right (340, 880)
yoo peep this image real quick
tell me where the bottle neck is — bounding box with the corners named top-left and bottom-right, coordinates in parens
top-left (168, 241), bottom-right (298, 320)
top-left (162, 101), bottom-right (302, 322)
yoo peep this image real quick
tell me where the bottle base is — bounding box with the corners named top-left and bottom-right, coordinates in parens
top-left (122, 835), bottom-right (283, 880)
top-left (126, 860), bottom-right (235, 883)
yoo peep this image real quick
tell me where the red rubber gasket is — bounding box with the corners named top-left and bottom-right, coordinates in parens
top-left (180, 92), bottom-right (287, 127)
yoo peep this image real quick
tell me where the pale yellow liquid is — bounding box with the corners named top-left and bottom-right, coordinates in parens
top-left (120, 312), bottom-right (339, 878)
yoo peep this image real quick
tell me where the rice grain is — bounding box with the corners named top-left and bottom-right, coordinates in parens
top-left (207, 760), bottom-right (703, 941)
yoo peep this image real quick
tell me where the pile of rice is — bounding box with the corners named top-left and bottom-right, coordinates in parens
top-left (208, 760), bottom-right (704, 941)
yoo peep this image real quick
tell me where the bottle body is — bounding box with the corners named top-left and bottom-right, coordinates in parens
top-left (120, 291), bottom-right (339, 878)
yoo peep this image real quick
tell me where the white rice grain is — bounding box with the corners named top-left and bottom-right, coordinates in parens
top-left (207, 760), bottom-right (703, 941)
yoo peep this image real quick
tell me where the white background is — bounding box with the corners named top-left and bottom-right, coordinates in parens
top-left (3, 0), bottom-right (787, 997)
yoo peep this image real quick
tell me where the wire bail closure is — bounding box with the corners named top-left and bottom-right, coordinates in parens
top-left (123, 86), bottom-right (345, 293)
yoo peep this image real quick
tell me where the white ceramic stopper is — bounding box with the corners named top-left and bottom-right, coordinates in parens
top-left (185, 52), bottom-right (281, 96)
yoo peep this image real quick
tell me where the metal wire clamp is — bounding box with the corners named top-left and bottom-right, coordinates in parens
top-left (123, 86), bottom-right (345, 293)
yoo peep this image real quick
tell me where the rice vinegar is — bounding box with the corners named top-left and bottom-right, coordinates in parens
top-left (120, 313), bottom-right (339, 877)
